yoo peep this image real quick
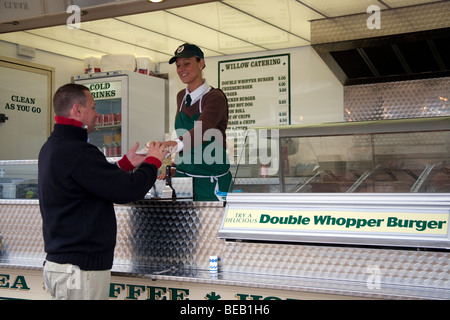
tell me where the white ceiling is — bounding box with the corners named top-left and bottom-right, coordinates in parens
top-left (0, 0), bottom-right (443, 63)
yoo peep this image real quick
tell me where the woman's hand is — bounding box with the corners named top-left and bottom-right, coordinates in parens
top-left (162, 140), bottom-right (178, 152)
top-left (157, 166), bottom-right (176, 180)
top-left (146, 141), bottom-right (168, 162)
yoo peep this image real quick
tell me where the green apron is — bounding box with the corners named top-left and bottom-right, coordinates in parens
top-left (174, 92), bottom-right (231, 201)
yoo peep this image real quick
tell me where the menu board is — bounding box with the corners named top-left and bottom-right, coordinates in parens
top-left (219, 54), bottom-right (290, 129)
top-left (219, 54), bottom-right (290, 161)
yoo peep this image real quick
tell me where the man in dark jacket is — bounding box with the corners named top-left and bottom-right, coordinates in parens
top-left (39, 83), bottom-right (167, 299)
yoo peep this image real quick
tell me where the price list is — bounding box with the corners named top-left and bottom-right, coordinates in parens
top-left (219, 54), bottom-right (290, 161)
top-left (219, 54), bottom-right (290, 132)
top-left (277, 74), bottom-right (289, 126)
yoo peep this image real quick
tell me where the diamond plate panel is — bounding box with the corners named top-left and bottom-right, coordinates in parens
top-left (311, 2), bottom-right (450, 44)
top-left (0, 200), bottom-right (45, 268)
top-left (114, 200), bottom-right (200, 277)
top-left (344, 77), bottom-right (450, 121)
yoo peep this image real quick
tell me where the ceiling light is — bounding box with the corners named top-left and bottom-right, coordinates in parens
top-left (148, 0), bottom-right (164, 3)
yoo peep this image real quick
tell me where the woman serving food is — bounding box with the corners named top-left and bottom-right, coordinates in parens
top-left (161, 43), bottom-right (231, 201)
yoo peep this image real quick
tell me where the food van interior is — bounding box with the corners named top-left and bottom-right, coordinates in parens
top-left (1, 1), bottom-right (449, 300)
top-left (1, 121), bottom-right (449, 301)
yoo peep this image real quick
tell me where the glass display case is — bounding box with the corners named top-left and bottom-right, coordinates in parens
top-left (0, 160), bottom-right (38, 199)
top-left (221, 117), bottom-right (450, 249)
top-left (230, 117), bottom-right (450, 194)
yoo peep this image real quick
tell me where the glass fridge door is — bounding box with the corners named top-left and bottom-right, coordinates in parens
top-left (81, 79), bottom-right (125, 157)
top-left (90, 97), bottom-right (122, 157)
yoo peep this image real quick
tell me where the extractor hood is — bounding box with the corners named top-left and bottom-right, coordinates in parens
top-left (311, 2), bottom-right (450, 86)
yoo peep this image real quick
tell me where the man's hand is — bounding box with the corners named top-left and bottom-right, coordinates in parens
top-left (126, 142), bottom-right (146, 167)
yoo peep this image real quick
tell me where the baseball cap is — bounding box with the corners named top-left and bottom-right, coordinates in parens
top-left (169, 43), bottom-right (205, 64)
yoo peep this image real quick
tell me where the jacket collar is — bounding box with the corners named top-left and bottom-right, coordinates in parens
top-left (55, 116), bottom-right (83, 128)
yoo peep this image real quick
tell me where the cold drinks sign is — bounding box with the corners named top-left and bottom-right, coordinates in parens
top-left (86, 81), bottom-right (121, 99)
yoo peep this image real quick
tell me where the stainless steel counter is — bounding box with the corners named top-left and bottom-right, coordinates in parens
top-left (1, 199), bottom-right (449, 299)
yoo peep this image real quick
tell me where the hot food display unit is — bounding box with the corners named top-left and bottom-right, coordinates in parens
top-left (1, 117), bottom-right (449, 300)
top-left (221, 117), bottom-right (450, 250)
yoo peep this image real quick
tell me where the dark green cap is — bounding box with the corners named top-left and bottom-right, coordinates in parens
top-left (169, 43), bottom-right (204, 64)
